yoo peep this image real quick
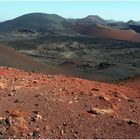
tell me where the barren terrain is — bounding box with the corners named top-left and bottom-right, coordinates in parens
top-left (1, 35), bottom-right (140, 82)
top-left (0, 66), bottom-right (140, 139)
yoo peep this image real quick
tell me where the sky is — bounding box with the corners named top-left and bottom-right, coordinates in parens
top-left (0, 1), bottom-right (140, 22)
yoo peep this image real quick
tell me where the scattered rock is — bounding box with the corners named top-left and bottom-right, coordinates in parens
top-left (30, 114), bottom-right (42, 122)
top-left (87, 107), bottom-right (114, 115)
top-left (60, 130), bottom-right (64, 135)
top-left (28, 132), bottom-right (33, 136)
top-left (91, 88), bottom-right (99, 91)
top-left (73, 132), bottom-right (78, 138)
top-left (128, 99), bottom-right (135, 102)
top-left (127, 120), bottom-right (135, 125)
top-left (8, 92), bottom-right (14, 96)
top-left (52, 129), bottom-right (56, 133)
top-left (33, 80), bottom-right (37, 84)
top-left (68, 101), bottom-right (73, 104)
top-left (99, 96), bottom-right (104, 100)
top-left (30, 117), bottom-right (36, 122)
top-left (32, 111), bottom-right (39, 114)
top-left (14, 99), bottom-right (19, 103)
top-left (0, 117), bottom-right (6, 125)
top-left (59, 88), bottom-right (65, 92)
top-left (5, 117), bottom-right (13, 125)
top-left (59, 89), bottom-right (63, 92)
top-left (32, 130), bottom-right (40, 138)
top-left (97, 93), bottom-right (111, 101)
top-left (124, 119), bottom-right (137, 125)
top-left (35, 114), bottom-right (42, 121)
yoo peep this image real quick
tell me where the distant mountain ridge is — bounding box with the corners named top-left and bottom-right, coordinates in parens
top-left (0, 13), bottom-right (140, 42)
top-left (76, 15), bottom-right (107, 25)
top-left (127, 20), bottom-right (140, 25)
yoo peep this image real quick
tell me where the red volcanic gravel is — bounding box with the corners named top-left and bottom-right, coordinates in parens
top-left (0, 66), bottom-right (140, 139)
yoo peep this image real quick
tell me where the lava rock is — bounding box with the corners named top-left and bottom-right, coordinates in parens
top-left (32, 130), bottom-right (40, 137)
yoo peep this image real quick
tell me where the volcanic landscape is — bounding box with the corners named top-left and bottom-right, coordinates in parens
top-left (0, 13), bottom-right (140, 139)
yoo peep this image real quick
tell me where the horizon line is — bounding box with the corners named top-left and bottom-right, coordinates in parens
top-left (0, 12), bottom-right (139, 22)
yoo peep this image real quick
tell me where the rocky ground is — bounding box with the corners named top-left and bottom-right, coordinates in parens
top-left (0, 66), bottom-right (140, 139)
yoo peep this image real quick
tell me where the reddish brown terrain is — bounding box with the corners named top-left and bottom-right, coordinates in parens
top-left (73, 24), bottom-right (140, 42)
top-left (0, 45), bottom-right (64, 75)
top-left (0, 66), bottom-right (140, 139)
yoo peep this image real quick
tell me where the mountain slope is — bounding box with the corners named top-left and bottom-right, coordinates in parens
top-left (0, 13), bottom-right (66, 32)
top-left (0, 44), bottom-right (60, 74)
top-left (73, 24), bottom-right (140, 42)
top-left (127, 20), bottom-right (140, 26)
top-left (77, 15), bottom-right (107, 25)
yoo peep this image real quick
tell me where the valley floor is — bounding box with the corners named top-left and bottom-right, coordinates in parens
top-left (0, 66), bottom-right (140, 139)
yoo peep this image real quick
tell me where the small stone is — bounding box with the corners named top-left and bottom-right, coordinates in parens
top-left (99, 96), bottom-right (104, 100)
top-left (91, 88), bottom-right (99, 91)
top-left (30, 117), bottom-right (36, 122)
top-left (63, 123), bottom-right (67, 126)
top-left (87, 108), bottom-right (113, 115)
top-left (68, 101), bottom-right (73, 104)
top-left (127, 120), bottom-right (136, 125)
top-left (60, 130), bottom-right (64, 135)
top-left (33, 80), bottom-right (37, 84)
top-left (35, 114), bottom-right (42, 121)
top-left (5, 117), bottom-right (13, 125)
top-left (32, 111), bottom-right (39, 114)
top-left (52, 129), bottom-right (56, 133)
top-left (32, 130), bottom-right (40, 137)
top-left (59, 89), bottom-right (63, 92)
top-left (34, 103), bottom-right (39, 106)
top-left (28, 132), bottom-right (33, 136)
top-left (45, 97), bottom-right (49, 101)
top-left (43, 118), bottom-right (47, 121)
top-left (14, 99), bottom-right (19, 103)
top-left (8, 92), bottom-right (14, 96)
top-left (73, 133), bottom-right (78, 138)
top-left (128, 99), bottom-right (135, 102)
top-left (0, 117), bottom-right (6, 125)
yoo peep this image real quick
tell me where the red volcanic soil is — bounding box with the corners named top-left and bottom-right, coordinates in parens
top-left (91, 26), bottom-right (140, 42)
top-left (0, 45), bottom-right (62, 75)
top-left (0, 66), bottom-right (140, 139)
top-left (74, 24), bottom-right (140, 42)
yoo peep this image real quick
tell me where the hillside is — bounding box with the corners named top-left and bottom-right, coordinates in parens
top-left (0, 13), bottom-right (140, 42)
top-left (75, 15), bottom-right (107, 25)
top-left (0, 66), bottom-right (140, 139)
top-left (0, 44), bottom-right (61, 74)
top-left (0, 13), bottom-right (66, 32)
top-left (73, 24), bottom-right (140, 42)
